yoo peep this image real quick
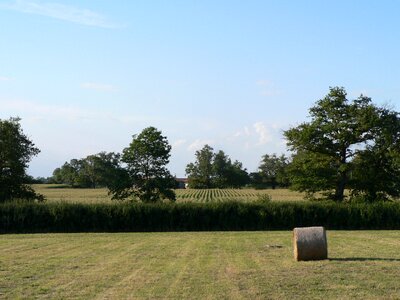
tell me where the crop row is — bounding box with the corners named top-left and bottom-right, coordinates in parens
top-left (175, 189), bottom-right (268, 202)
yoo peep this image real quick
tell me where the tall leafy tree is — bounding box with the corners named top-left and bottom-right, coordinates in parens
top-left (258, 153), bottom-right (289, 189)
top-left (80, 152), bottom-right (125, 189)
top-left (52, 160), bottom-right (80, 186)
top-left (286, 150), bottom-right (337, 199)
top-left (350, 107), bottom-right (400, 201)
top-left (0, 117), bottom-right (43, 202)
top-left (212, 150), bottom-right (231, 188)
top-left (226, 160), bottom-right (250, 188)
top-left (186, 145), bottom-right (214, 188)
top-left (52, 152), bottom-right (128, 189)
top-left (285, 87), bottom-right (400, 201)
top-left (186, 145), bottom-right (249, 188)
top-left (109, 127), bottom-right (176, 202)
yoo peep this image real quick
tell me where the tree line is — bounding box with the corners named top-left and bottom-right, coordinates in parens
top-left (49, 144), bottom-right (289, 191)
top-left (2, 87), bottom-right (400, 203)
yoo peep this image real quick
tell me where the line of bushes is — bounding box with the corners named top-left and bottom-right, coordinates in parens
top-left (1, 201), bottom-right (400, 233)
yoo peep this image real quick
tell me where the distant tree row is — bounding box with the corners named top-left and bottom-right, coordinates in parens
top-left (51, 152), bottom-right (124, 189)
top-left (51, 144), bottom-right (292, 191)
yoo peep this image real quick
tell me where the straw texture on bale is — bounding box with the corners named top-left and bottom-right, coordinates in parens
top-left (293, 226), bottom-right (328, 261)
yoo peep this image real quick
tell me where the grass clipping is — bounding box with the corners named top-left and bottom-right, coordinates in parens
top-left (293, 226), bottom-right (328, 261)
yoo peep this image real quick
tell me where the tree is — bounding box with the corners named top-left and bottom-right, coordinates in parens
top-left (286, 150), bottom-right (337, 199)
top-left (284, 87), bottom-right (400, 201)
top-left (109, 127), bottom-right (176, 202)
top-left (52, 152), bottom-right (128, 189)
top-left (258, 153), bottom-right (289, 189)
top-left (186, 145), bottom-right (214, 188)
top-left (0, 117), bottom-right (43, 202)
top-left (212, 150), bottom-right (231, 188)
top-left (79, 152), bottom-right (125, 189)
top-left (186, 145), bottom-right (249, 188)
top-left (226, 160), bottom-right (250, 188)
top-left (350, 107), bottom-right (400, 201)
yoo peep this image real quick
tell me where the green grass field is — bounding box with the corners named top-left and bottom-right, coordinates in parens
top-left (33, 184), bottom-right (306, 203)
top-left (1, 231), bottom-right (399, 299)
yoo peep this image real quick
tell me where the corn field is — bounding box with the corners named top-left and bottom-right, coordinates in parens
top-left (34, 185), bottom-right (305, 203)
top-left (175, 188), bottom-right (304, 202)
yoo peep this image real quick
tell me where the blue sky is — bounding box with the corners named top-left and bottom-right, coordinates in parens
top-left (1, 0), bottom-right (400, 177)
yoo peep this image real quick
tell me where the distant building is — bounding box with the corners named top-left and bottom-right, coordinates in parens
top-left (175, 178), bottom-right (189, 189)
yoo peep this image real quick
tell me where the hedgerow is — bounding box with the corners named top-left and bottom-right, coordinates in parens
top-left (1, 201), bottom-right (400, 233)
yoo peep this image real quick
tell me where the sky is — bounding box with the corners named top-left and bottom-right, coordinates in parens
top-left (1, 0), bottom-right (400, 178)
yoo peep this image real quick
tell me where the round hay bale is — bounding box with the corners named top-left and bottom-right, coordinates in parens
top-left (293, 226), bottom-right (328, 261)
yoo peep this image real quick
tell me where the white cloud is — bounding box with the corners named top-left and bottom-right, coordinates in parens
top-left (81, 82), bottom-right (117, 92)
top-left (253, 122), bottom-right (272, 145)
top-left (187, 139), bottom-right (214, 152)
top-left (0, 76), bottom-right (13, 81)
top-left (229, 122), bottom-right (286, 148)
top-left (1, 0), bottom-right (122, 28)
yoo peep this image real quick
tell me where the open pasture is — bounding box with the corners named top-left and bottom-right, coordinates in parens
top-left (33, 184), bottom-right (305, 203)
top-left (1, 231), bottom-right (399, 299)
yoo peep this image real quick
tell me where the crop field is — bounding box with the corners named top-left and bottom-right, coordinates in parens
top-left (1, 231), bottom-right (399, 299)
top-left (175, 188), bottom-right (304, 202)
top-left (33, 184), bottom-right (113, 203)
top-left (33, 184), bottom-right (305, 203)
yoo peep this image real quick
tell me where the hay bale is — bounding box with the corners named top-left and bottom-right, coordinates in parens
top-left (293, 226), bottom-right (328, 261)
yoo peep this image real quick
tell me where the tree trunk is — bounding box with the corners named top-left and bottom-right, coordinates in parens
top-left (335, 177), bottom-right (346, 201)
top-left (271, 178), bottom-right (276, 190)
top-left (334, 148), bottom-right (347, 201)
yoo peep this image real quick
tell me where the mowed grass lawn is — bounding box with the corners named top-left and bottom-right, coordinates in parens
top-left (33, 184), bottom-right (306, 203)
top-left (1, 231), bottom-right (399, 299)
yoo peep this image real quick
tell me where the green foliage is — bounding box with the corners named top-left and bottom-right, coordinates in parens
top-left (2, 200), bottom-right (400, 233)
top-left (109, 127), bottom-right (176, 202)
top-left (287, 150), bottom-right (337, 197)
top-left (256, 193), bottom-right (272, 203)
top-left (285, 87), bottom-right (400, 202)
top-left (186, 145), bottom-right (214, 188)
top-left (350, 107), bottom-right (400, 201)
top-left (186, 145), bottom-right (249, 188)
top-left (0, 117), bottom-right (43, 202)
top-left (257, 153), bottom-right (290, 189)
top-left (52, 152), bottom-right (127, 189)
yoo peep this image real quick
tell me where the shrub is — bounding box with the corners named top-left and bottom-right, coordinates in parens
top-left (1, 201), bottom-right (400, 233)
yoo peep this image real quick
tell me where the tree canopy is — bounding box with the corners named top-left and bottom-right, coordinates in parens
top-left (284, 87), bottom-right (400, 201)
top-left (0, 117), bottom-right (43, 202)
top-left (186, 145), bottom-right (249, 188)
top-left (257, 153), bottom-right (290, 189)
top-left (52, 152), bottom-right (127, 189)
top-left (109, 126), bottom-right (176, 202)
